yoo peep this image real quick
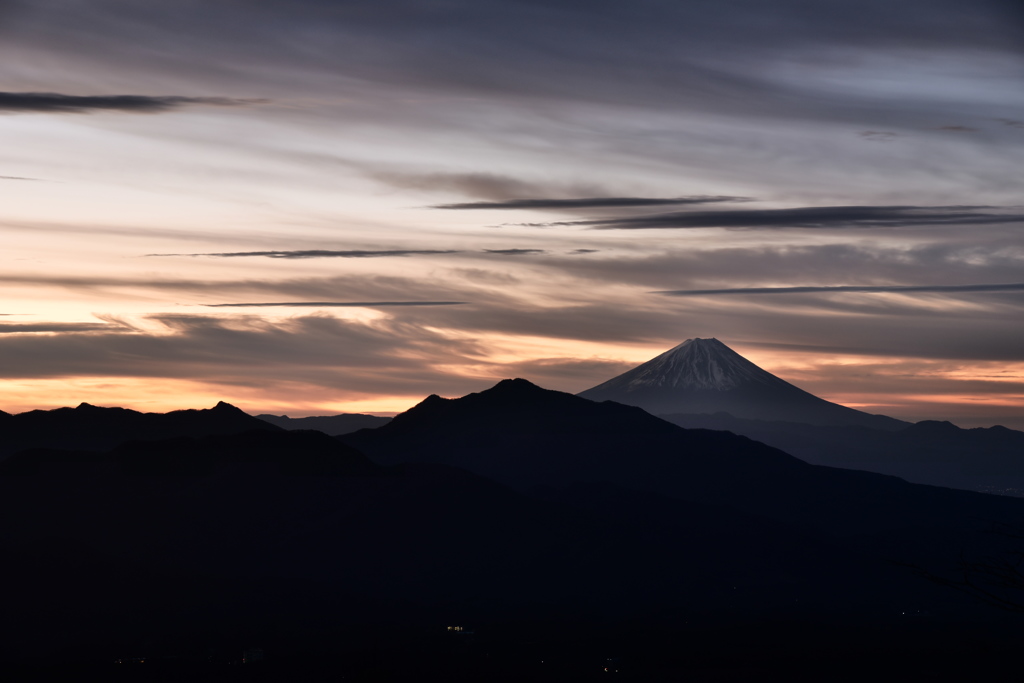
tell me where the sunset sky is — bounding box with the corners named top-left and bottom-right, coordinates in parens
top-left (2, 0), bottom-right (1023, 427)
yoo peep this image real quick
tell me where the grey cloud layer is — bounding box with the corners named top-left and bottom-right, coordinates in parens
top-left (0, 92), bottom-right (262, 113)
top-left (0, 313), bottom-right (491, 398)
top-left (8, 0), bottom-right (1021, 132)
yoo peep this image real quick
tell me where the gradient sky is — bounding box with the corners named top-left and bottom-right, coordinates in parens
top-left (2, 0), bottom-right (1023, 427)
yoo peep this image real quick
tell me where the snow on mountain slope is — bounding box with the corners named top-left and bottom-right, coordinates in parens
top-left (579, 338), bottom-right (906, 429)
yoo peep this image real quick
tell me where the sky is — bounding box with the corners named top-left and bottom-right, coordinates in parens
top-left (1, 0), bottom-right (1023, 427)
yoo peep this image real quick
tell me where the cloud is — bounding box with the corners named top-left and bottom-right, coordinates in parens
top-left (368, 170), bottom-right (563, 201)
top-left (653, 283), bottom-right (1024, 296)
top-left (149, 249), bottom-right (461, 259)
top-left (997, 119), bottom-right (1024, 129)
top-left (204, 301), bottom-right (467, 308)
top-left (0, 92), bottom-right (264, 114)
top-left (858, 131), bottom-right (899, 142)
top-left (936, 125), bottom-right (977, 132)
top-left (431, 196), bottom-right (752, 210)
top-left (573, 205), bottom-right (1024, 230)
top-left (0, 272), bottom-right (489, 304)
top-left (481, 249), bottom-right (545, 255)
top-left (0, 312), bottom-right (489, 396)
top-left (527, 241), bottom-right (1024, 292)
top-left (0, 174), bottom-right (39, 181)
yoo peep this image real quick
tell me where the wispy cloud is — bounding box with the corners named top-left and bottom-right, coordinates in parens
top-left (0, 92), bottom-right (264, 114)
top-left (432, 196), bottom-right (751, 210)
top-left (149, 249), bottom-right (461, 259)
top-left (0, 175), bottom-right (40, 181)
top-left (204, 301), bottom-right (467, 308)
top-left (653, 283), bottom-right (1024, 296)
top-left (858, 131), bottom-right (899, 142)
top-left (481, 249), bottom-right (546, 255)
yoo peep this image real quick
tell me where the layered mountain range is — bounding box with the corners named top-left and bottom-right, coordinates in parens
top-left (3, 363), bottom-right (1024, 677)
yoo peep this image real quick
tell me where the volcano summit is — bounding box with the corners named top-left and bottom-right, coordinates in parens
top-left (578, 338), bottom-right (904, 429)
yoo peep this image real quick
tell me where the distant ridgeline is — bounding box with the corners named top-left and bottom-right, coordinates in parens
top-left (2, 379), bottom-right (1024, 676)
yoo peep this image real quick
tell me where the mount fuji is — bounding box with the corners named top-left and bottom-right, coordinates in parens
top-left (578, 338), bottom-right (906, 429)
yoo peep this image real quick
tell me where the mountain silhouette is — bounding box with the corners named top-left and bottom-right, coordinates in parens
top-left (0, 401), bottom-right (280, 458)
top-left (343, 378), bottom-right (1021, 536)
top-left (578, 338), bottom-right (905, 428)
top-left (4, 385), bottom-right (1024, 675)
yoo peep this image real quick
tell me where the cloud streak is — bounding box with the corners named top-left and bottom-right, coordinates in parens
top-left (432, 196), bottom-right (751, 210)
top-left (0, 92), bottom-right (263, 114)
top-left (150, 249), bottom-right (462, 259)
top-left (654, 283), bottom-right (1024, 296)
top-left (204, 301), bottom-right (467, 308)
top-left (481, 249), bottom-right (546, 255)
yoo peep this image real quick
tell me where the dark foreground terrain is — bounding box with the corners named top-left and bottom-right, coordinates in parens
top-left (3, 382), bottom-right (1024, 681)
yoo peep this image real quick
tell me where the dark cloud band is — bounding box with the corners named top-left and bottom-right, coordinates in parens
top-left (654, 283), bottom-right (1024, 296)
top-left (205, 301), bottom-right (467, 307)
top-left (0, 322), bottom-right (112, 333)
top-left (0, 92), bottom-right (263, 114)
top-left (482, 249), bottom-right (546, 255)
top-left (432, 196), bottom-right (751, 210)
top-left (579, 206), bottom-right (1024, 230)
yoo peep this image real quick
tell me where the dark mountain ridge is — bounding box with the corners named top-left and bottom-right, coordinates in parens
top-left (0, 400), bottom-right (280, 457)
top-left (578, 338), bottom-right (905, 429)
top-left (343, 379), bottom-right (1022, 539)
top-left (1, 427), bottom-right (878, 668)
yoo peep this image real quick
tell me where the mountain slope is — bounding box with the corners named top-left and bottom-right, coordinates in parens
top-left (578, 338), bottom-right (905, 428)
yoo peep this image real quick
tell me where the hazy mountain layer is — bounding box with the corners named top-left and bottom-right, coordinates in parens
top-left (257, 412), bottom-right (392, 434)
top-left (662, 411), bottom-right (1024, 495)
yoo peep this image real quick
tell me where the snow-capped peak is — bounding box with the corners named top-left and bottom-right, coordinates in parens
top-left (598, 338), bottom-right (784, 393)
